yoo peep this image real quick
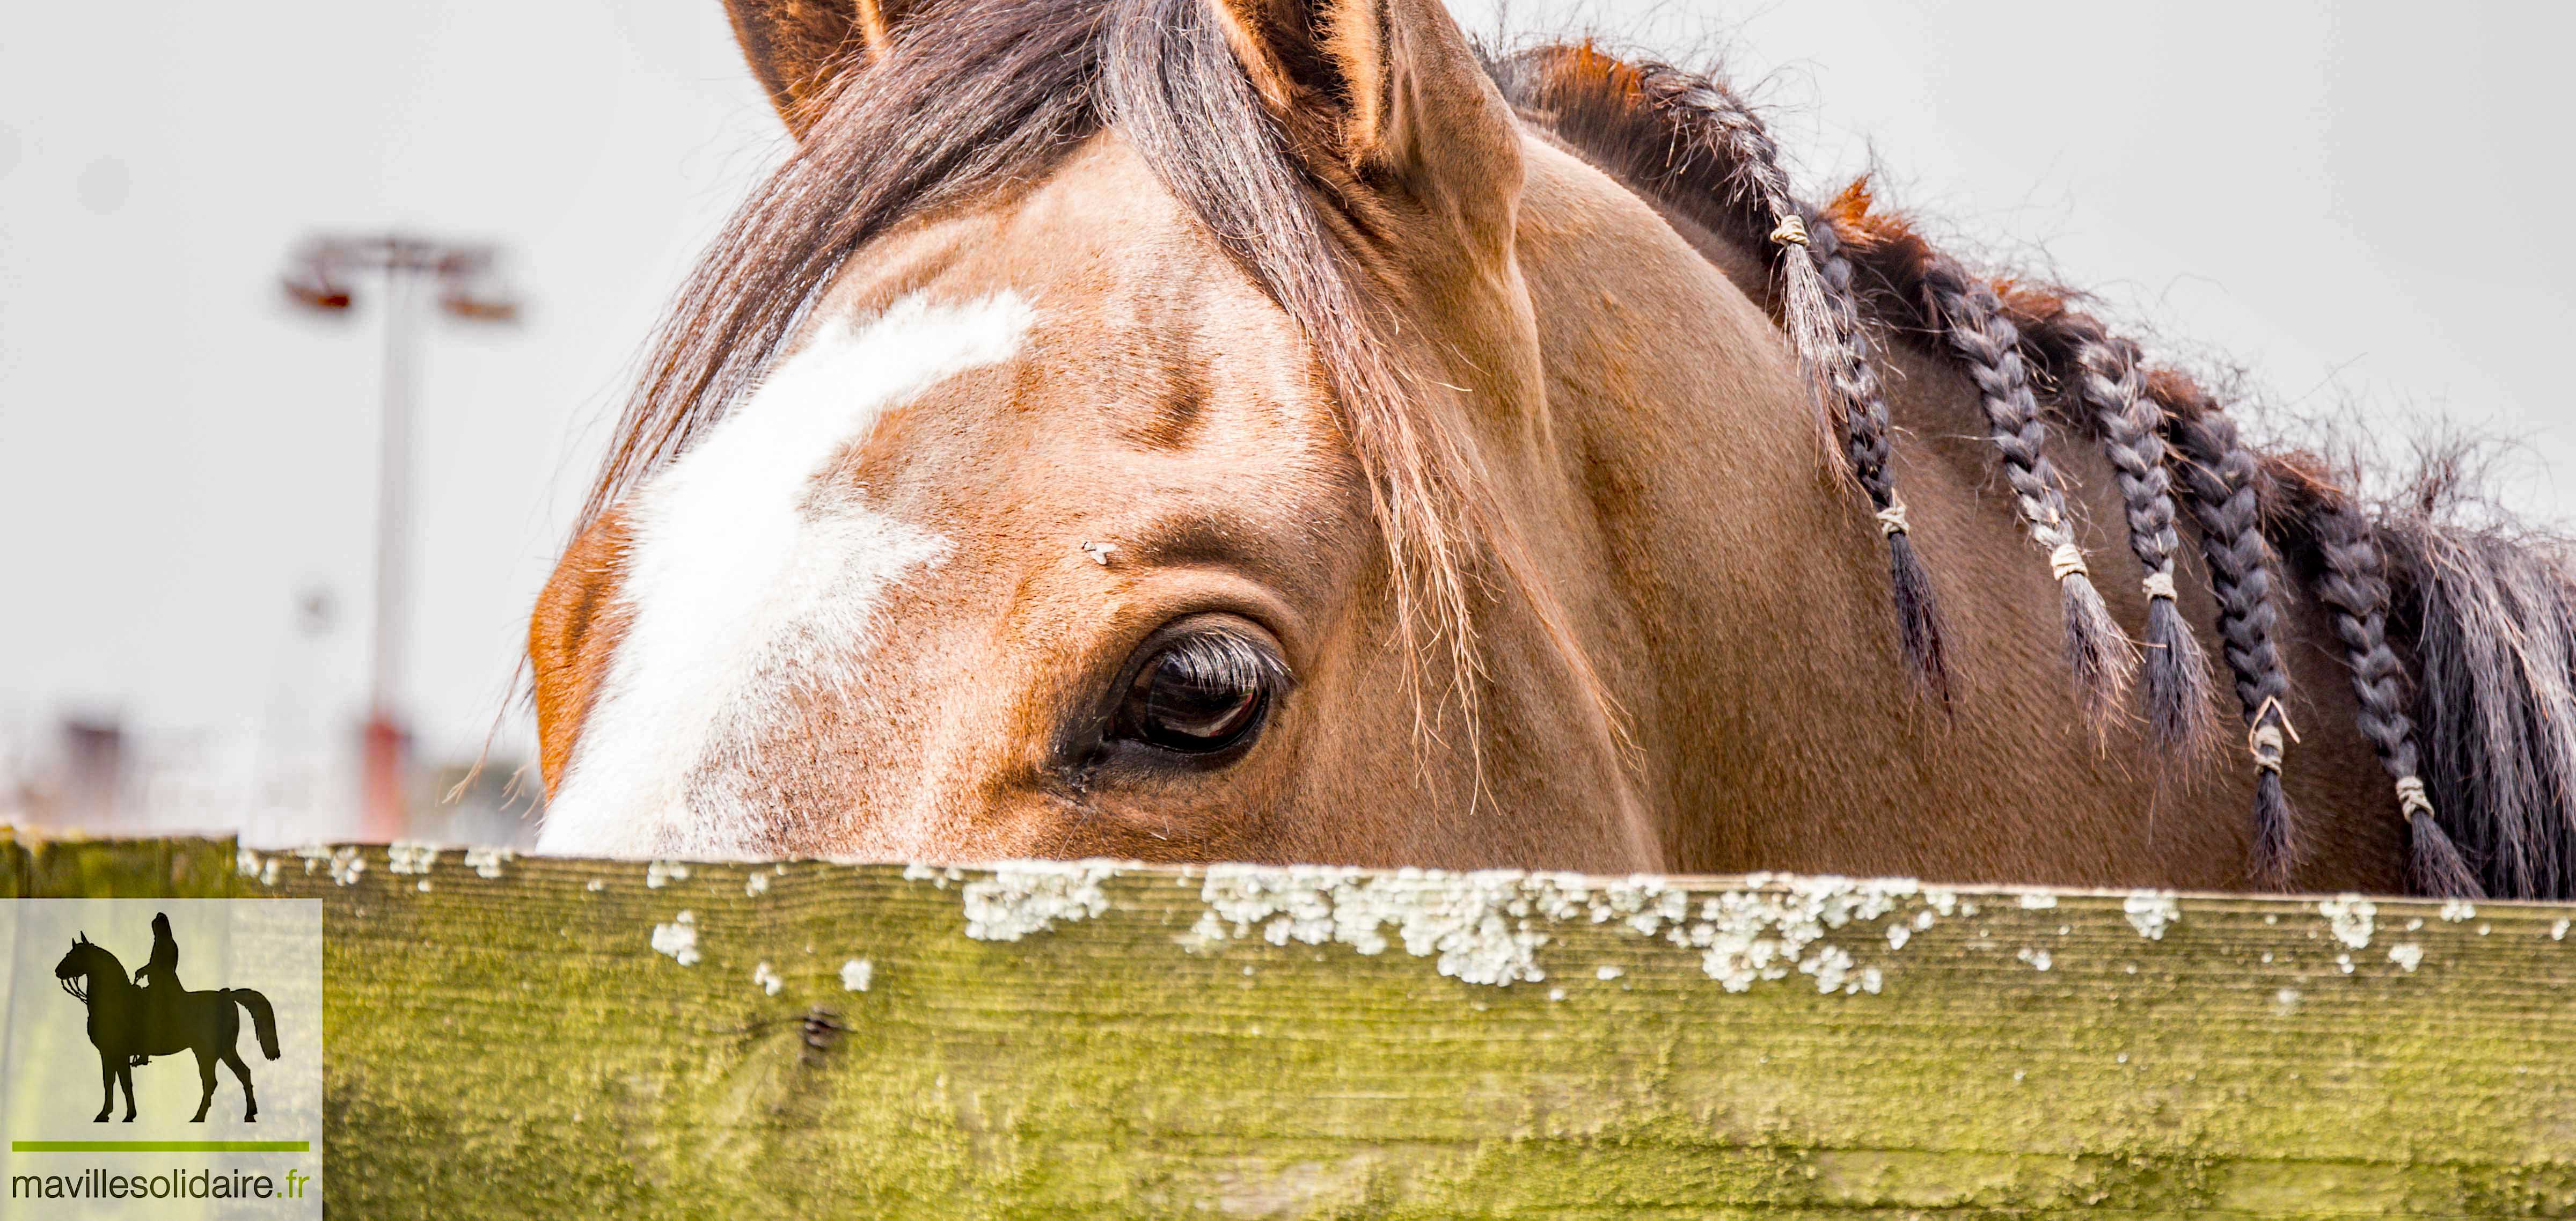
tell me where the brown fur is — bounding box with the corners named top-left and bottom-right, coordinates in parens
top-left (529, 0), bottom-right (2524, 894)
top-left (528, 509), bottom-right (632, 789)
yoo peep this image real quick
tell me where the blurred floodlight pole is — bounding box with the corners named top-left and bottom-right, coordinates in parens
top-left (280, 236), bottom-right (519, 840)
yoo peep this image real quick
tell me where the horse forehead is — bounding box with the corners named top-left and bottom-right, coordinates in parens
top-left (537, 289), bottom-right (1040, 858)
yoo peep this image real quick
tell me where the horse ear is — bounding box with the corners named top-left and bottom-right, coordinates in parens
top-left (1208, 0), bottom-right (1521, 237)
top-left (720, 0), bottom-right (919, 138)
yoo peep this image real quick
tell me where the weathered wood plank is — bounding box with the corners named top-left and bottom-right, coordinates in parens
top-left (1, 827), bottom-right (239, 898)
top-left (13, 833), bottom-right (2576, 1217)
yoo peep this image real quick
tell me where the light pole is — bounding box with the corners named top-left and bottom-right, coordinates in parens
top-left (281, 236), bottom-right (519, 840)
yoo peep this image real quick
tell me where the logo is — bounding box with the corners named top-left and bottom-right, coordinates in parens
top-left (53, 913), bottom-right (286, 1124)
top-left (4, 899), bottom-right (323, 1217)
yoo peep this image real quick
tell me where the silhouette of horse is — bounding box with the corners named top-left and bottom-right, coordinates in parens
top-left (53, 932), bottom-right (280, 1123)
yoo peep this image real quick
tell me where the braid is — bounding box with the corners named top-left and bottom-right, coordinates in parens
top-left (1492, 47), bottom-right (2492, 893)
top-left (1617, 67), bottom-right (1949, 697)
top-left (1915, 257), bottom-right (2136, 722)
top-left (2309, 494), bottom-right (2483, 897)
top-left (1803, 205), bottom-right (1949, 697)
top-left (2036, 311), bottom-right (2219, 754)
top-left (2157, 384), bottom-right (2301, 884)
top-left (1806, 185), bottom-right (2298, 877)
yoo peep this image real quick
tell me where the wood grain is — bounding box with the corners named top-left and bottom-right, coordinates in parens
top-left (8, 828), bottom-right (2575, 1218)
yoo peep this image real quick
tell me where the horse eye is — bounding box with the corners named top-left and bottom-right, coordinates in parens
top-left (1113, 627), bottom-right (1283, 757)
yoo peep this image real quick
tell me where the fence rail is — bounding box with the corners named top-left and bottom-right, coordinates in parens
top-left (6, 827), bottom-right (2574, 1218)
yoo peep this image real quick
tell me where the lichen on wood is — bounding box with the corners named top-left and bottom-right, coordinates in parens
top-left (12, 829), bottom-right (2576, 1218)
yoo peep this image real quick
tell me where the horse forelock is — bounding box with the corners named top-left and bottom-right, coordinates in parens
top-left (541, 291), bottom-right (1034, 857)
top-left (549, 5), bottom-right (2575, 897)
top-left (571, 0), bottom-right (1510, 782)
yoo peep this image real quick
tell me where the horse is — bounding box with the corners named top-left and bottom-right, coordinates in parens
top-left (53, 933), bottom-right (281, 1123)
top-left (526, 0), bottom-right (2576, 903)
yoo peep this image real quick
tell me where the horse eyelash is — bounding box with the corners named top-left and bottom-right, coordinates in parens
top-left (605, 24), bottom-right (2489, 897)
top-left (1144, 631), bottom-right (1289, 696)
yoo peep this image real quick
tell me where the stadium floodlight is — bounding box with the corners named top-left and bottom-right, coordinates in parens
top-left (279, 235), bottom-right (521, 839)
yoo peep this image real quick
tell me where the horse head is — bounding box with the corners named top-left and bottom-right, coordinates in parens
top-left (528, 0), bottom-right (1655, 869)
top-left (54, 935), bottom-right (105, 1003)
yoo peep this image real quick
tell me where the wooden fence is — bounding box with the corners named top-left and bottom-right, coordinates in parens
top-left (6, 827), bottom-right (2575, 1218)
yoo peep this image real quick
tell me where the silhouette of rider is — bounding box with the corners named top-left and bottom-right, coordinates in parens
top-left (127, 912), bottom-right (181, 1067)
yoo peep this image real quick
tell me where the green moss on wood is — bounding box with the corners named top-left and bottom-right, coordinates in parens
top-left (12, 832), bottom-right (2576, 1218)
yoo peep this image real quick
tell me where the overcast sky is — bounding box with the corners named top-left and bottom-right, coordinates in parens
top-left (3, 1), bottom-right (2569, 773)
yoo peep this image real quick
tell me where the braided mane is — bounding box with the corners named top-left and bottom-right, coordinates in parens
top-left (1495, 43), bottom-right (2576, 900)
top-left (589, 1), bottom-right (2576, 898)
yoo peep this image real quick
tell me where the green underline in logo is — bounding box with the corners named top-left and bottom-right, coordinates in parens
top-left (11, 1140), bottom-right (310, 1153)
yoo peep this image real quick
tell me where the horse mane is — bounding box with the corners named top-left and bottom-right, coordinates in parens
top-left (588, 0), bottom-right (1497, 756)
top-left (2273, 458), bottom-right (2576, 900)
top-left (587, 2), bottom-right (2576, 898)
top-left (1492, 42), bottom-right (2576, 901)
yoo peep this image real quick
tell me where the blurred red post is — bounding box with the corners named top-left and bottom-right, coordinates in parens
top-left (280, 235), bottom-right (520, 842)
top-left (361, 712), bottom-right (409, 841)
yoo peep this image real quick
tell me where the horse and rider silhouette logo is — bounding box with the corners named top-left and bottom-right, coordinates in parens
top-left (50, 913), bottom-right (283, 1124)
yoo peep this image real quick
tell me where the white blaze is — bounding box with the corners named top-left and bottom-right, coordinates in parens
top-left (538, 291), bottom-right (1035, 858)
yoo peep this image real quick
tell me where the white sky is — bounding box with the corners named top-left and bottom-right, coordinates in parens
top-left (3, 1), bottom-right (2570, 769)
